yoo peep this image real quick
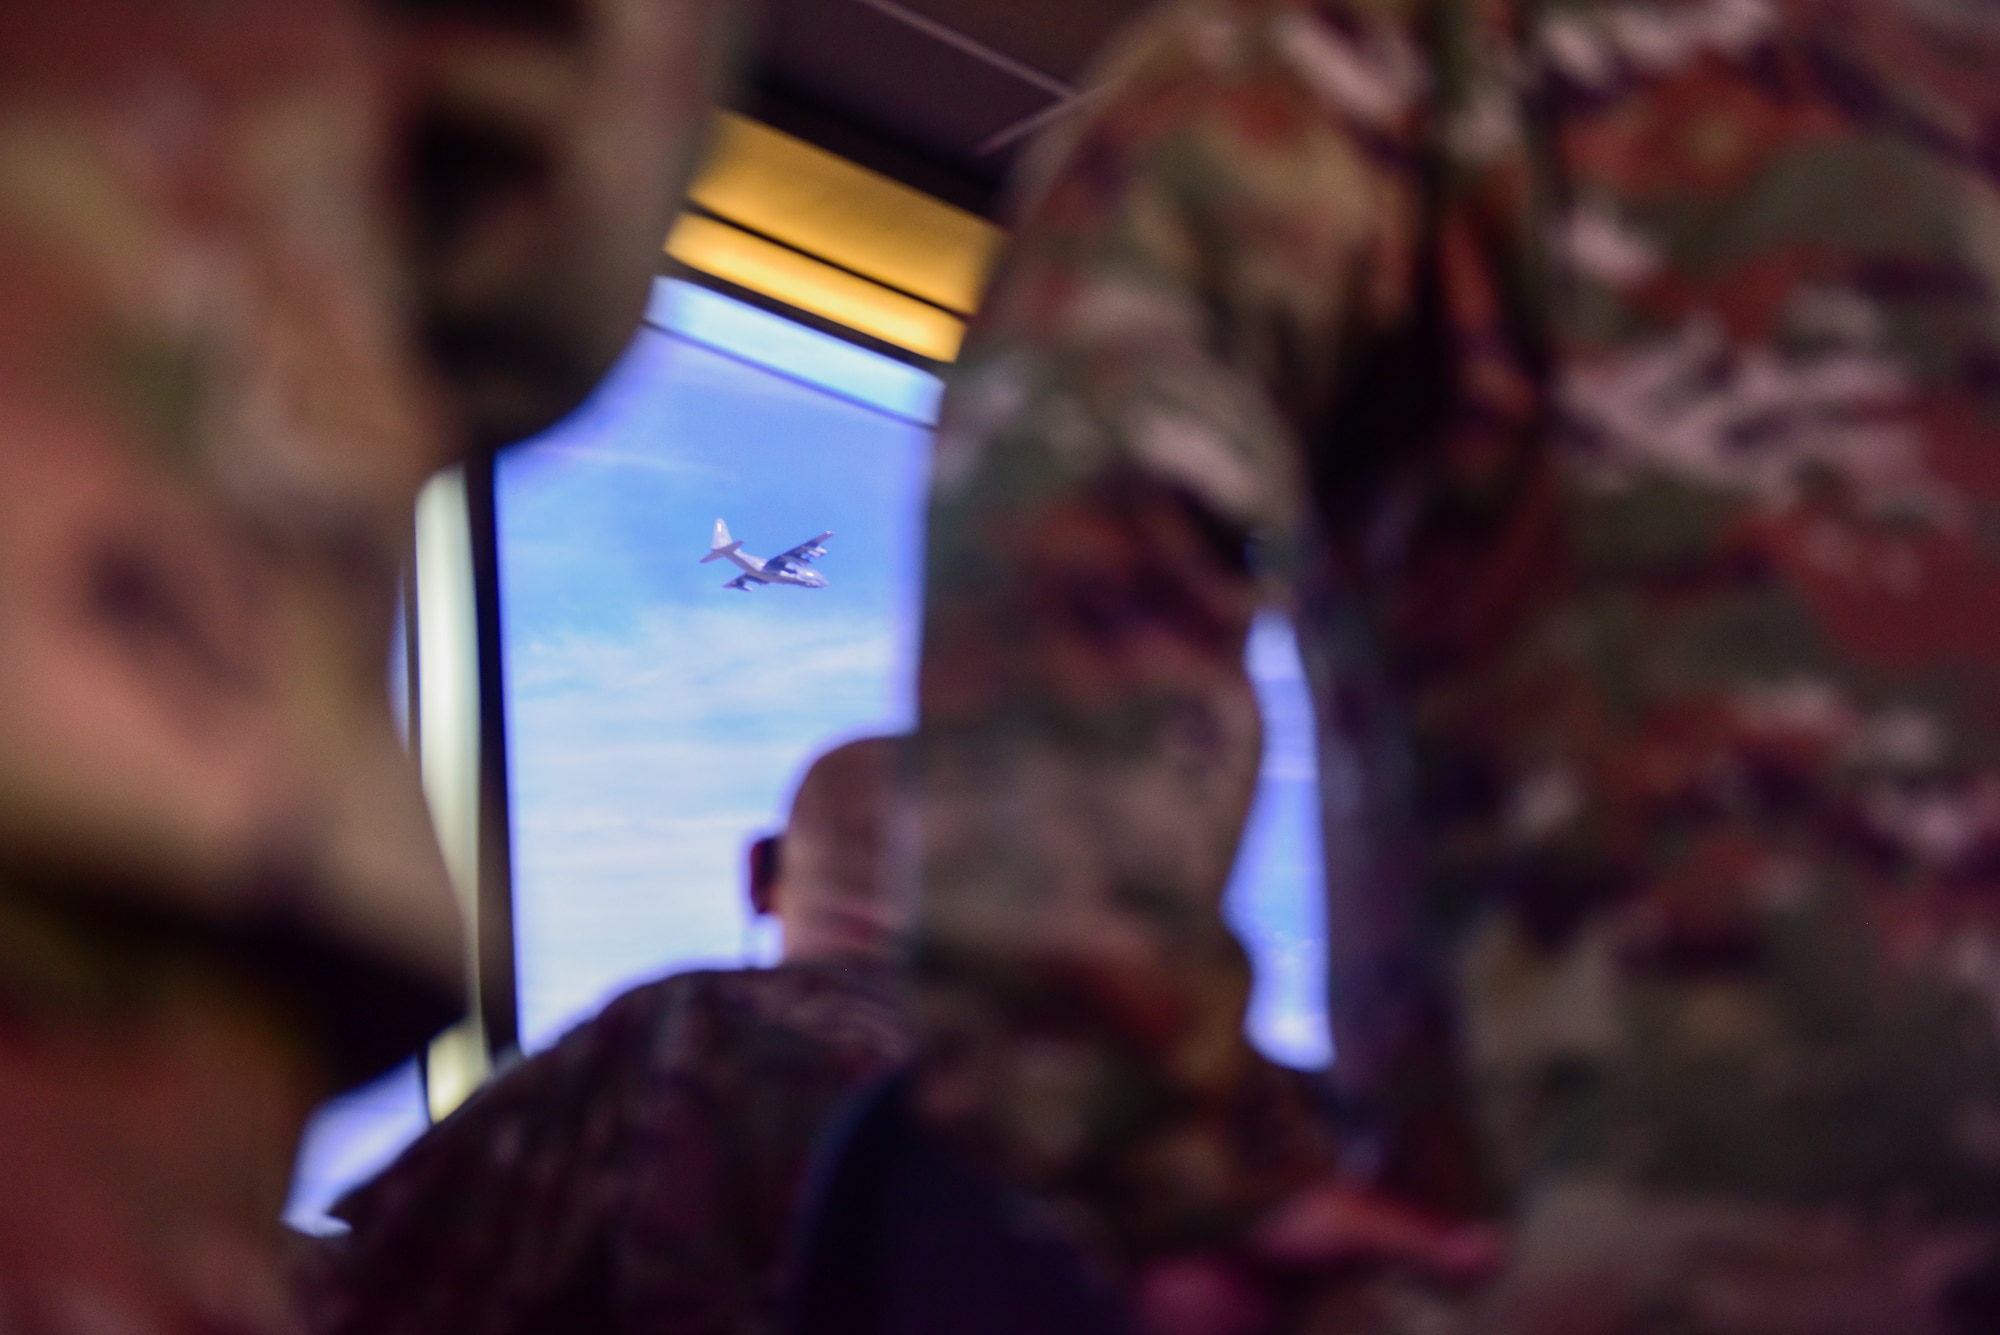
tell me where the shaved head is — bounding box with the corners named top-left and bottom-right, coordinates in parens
top-left (756, 736), bottom-right (910, 963)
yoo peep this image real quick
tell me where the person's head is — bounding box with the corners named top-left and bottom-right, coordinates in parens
top-left (748, 736), bottom-right (910, 963)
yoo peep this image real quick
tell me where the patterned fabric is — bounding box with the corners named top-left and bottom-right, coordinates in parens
top-left (0, 2), bottom-right (733, 1331)
top-left (0, 923), bottom-right (327, 1335)
top-left (0, 0), bottom-right (735, 1079)
top-left (299, 962), bottom-right (911, 1335)
top-left (915, 0), bottom-right (2000, 1326)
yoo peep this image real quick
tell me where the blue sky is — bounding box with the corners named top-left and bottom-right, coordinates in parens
top-left (498, 283), bottom-right (937, 1048)
top-left (500, 280), bottom-right (1329, 1063)
top-left (1231, 618), bottom-right (1330, 1068)
top-left (287, 279), bottom-right (1330, 1231)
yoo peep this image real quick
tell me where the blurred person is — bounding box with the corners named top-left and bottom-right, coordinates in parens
top-left (912, 0), bottom-right (2000, 1331)
top-left (0, 1), bottom-right (734, 1331)
top-left (299, 735), bottom-right (913, 1335)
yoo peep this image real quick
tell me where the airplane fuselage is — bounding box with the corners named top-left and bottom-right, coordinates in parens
top-left (718, 548), bottom-right (827, 589)
top-left (703, 520), bottom-right (832, 589)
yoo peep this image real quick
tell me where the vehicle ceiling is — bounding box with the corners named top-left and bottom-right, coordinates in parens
top-left (745, 0), bottom-right (1153, 219)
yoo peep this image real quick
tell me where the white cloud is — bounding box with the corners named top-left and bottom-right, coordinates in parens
top-left (508, 598), bottom-right (913, 1047)
top-left (530, 443), bottom-right (732, 481)
top-left (507, 583), bottom-right (1332, 1068)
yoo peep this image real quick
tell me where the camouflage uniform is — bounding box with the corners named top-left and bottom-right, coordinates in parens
top-left (0, 2), bottom-right (731, 1330)
top-left (300, 962), bottom-right (910, 1335)
top-left (915, 0), bottom-right (2000, 1328)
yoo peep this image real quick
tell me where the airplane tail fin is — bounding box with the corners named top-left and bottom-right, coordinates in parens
top-left (701, 518), bottom-right (743, 564)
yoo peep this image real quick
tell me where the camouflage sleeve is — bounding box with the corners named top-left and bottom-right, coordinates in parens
top-left (384, 0), bottom-right (742, 450)
top-left (0, 4), bottom-right (729, 1332)
top-left (913, 0), bottom-right (1428, 1262)
top-left (307, 967), bottom-right (909, 1335)
top-left (0, 0), bottom-right (740, 1090)
top-left (305, 991), bottom-right (660, 1335)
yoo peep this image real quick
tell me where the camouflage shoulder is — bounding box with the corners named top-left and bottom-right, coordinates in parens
top-left (1009, 0), bottom-right (1432, 214)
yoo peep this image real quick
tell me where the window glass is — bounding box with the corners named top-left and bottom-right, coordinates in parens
top-left (500, 280), bottom-right (936, 1050)
top-left (285, 272), bottom-right (1332, 1238)
top-left (499, 278), bottom-right (1332, 1067)
top-left (284, 1059), bottom-right (430, 1235)
top-left (1227, 616), bottom-right (1332, 1069)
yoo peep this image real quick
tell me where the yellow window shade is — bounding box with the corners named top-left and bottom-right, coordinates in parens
top-left (689, 114), bottom-right (1004, 317)
top-left (667, 214), bottom-right (967, 363)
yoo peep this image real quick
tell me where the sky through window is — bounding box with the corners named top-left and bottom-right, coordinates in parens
top-left (500, 278), bottom-right (1330, 1066)
top-left (286, 276), bottom-right (1331, 1233)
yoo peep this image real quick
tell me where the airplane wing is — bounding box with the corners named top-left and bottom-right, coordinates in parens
top-left (766, 532), bottom-right (833, 571)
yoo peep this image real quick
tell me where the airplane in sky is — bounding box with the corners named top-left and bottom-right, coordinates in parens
top-left (701, 519), bottom-right (833, 590)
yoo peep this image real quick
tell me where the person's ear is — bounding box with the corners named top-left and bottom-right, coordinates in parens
top-left (748, 834), bottom-right (782, 917)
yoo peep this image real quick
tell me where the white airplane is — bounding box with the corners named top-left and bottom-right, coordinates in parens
top-left (701, 519), bottom-right (833, 590)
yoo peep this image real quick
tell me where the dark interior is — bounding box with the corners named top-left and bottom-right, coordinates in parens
top-left (743, 0), bottom-right (1153, 218)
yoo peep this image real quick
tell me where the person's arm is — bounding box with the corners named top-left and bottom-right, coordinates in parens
top-left (385, 0), bottom-right (741, 452)
top-left (913, 0), bottom-right (1437, 1265)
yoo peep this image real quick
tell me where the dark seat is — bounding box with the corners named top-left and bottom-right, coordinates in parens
top-left (784, 1074), bottom-right (1139, 1335)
